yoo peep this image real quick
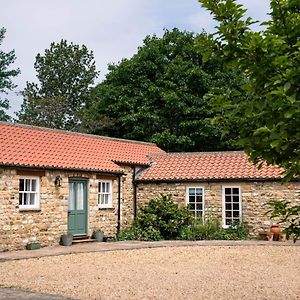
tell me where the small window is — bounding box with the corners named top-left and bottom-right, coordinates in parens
top-left (98, 180), bottom-right (113, 208)
top-left (19, 177), bottom-right (40, 209)
top-left (222, 186), bottom-right (242, 227)
top-left (186, 187), bottom-right (204, 219)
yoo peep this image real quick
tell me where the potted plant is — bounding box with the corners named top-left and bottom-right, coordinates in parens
top-left (92, 228), bottom-right (104, 242)
top-left (60, 233), bottom-right (73, 246)
top-left (26, 242), bottom-right (41, 250)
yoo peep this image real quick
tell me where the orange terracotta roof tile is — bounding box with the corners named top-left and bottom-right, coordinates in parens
top-left (137, 152), bottom-right (283, 181)
top-left (0, 122), bottom-right (164, 173)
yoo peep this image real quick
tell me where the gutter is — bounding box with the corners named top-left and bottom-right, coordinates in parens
top-left (134, 177), bottom-right (285, 184)
top-left (0, 164), bottom-right (125, 176)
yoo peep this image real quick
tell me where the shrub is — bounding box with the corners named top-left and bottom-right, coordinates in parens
top-left (137, 194), bottom-right (192, 240)
top-left (117, 194), bottom-right (191, 241)
top-left (179, 218), bottom-right (249, 241)
top-left (117, 194), bottom-right (249, 241)
top-left (117, 223), bottom-right (162, 241)
top-left (218, 221), bottom-right (249, 240)
top-left (180, 218), bottom-right (222, 240)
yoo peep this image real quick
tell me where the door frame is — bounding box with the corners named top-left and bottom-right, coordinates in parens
top-left (68, 177), bottom-right (89, 236)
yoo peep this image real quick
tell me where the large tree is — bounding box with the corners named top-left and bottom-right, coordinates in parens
top-left (0, 27), bottom-right (20, 121)
top-left (197, 0), bottom-right (300, 179)
top-left (84, 28), bottom-right (243, 152)
top-left (197, 0), bottom-right (300, 241)
top-left (17, 39), bottom-right (98, 130)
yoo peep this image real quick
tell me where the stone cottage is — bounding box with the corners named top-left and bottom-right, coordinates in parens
top-left (0, 122), bottom-right (163, 251)
top-left (0, 122), bottom-right (299, 250)
top-left (135, 152), bottom-right (300, 235)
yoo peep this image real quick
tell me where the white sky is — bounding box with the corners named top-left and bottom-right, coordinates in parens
top-left (1, 0), bottom-right (270, 116)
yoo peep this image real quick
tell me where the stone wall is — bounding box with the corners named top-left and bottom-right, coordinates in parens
top-left (119, 165), bottom-right (134, 227)
top-left (136, 181), bottom-right (300, 236)
top-left (0, 167), bottom-right (121, 251)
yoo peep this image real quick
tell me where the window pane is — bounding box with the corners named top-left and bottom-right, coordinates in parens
top-left (23, 193), bottom-right (28, 205)
top-left (30, 193), bottom-right (35, 205)
top-left (233, 211), bottom-right (240, 218)
top-left (19, 193), bottom-right (23, 205)
top-left (189, 195), bottom-right (195, 203)
top-left (225, 203), bottom-right (232, 210)
top-left (31, 180), bottom-right (37, 192)
top-left (225, 195), bottom-right (232, 203)
top-left (19, 179), bottom-right (24, 191)
top-left (76, 183), bottom-right (84, 210)
top-left (189, 188), bottom-right (195, 196)
top-left (195, 188), bottom-right (202, 196)
top-left (106, 183), bottom-right (110, 193)
top-left (100, 194), bottom-right (105, 205)
top-left (25, 179), bottom-right (31, 191)
top-left (188, 203), bottom-right (195, 211)
top-left (233, 203), bottom-right (240, 210)
top-left (226, 211), bottom-right (232, 218)
top-left (195, 195), bottom-right (202, 203)
top-left (68, 183), bottom-right (75, 210)
top-left (233, 196), bottom-right (239, 203)
top-left (225, 188), bottom-right (231, 195)
top-left (102, 182), bottom-right (106, 192)
top-left (196, 203), bottom-right (203, 210)
top-left (233, 188), bottom-right (239, 194)
top-left (226, 218), bottom-right (232, 226)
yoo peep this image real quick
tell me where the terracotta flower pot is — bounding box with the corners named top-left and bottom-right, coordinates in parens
top-left (270, 224), bottom-right (281, 234)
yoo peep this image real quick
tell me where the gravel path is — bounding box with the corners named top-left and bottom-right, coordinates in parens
top-left (0, 245), bottom-right (299, 300)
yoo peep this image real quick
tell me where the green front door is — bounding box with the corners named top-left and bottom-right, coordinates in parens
top-left (68, 179), bottom-right (88, 236)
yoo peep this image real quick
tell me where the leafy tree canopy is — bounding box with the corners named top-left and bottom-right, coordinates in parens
top-left (16, 39), bottom-right (99, 130)
top-left (0, 27), bottom-right (20, 121)
top-left (84, 28), bottom-right (243, 152)
top-left (197, 0), bottom-right (300, 179)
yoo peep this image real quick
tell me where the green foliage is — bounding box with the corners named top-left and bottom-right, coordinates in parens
top-left (117, 194), bottom-right (191, 241)
top-left (16, 39), bottom-right (98, 130)
top-left (180, 218), bottom-right (249, 240)
top-left (180, 218), bottom-right (222, 240)
top-left (197, 0), bottom-right (300, 179)
top-left (137, 194), bottom-right (192, 239)
top-left (266, 199), bottom-right (300, 243)
top-left (117, 223), bottom-right (162, 241)
top-left (117, 194), bottom-right (249, 241)
top-left (84, 28), bottom-right (242, 152)
top-left (0, 27), bottom-right (20, 121)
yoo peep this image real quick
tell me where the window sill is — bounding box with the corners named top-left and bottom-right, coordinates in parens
top-left (98, 207), bottom-right (114, 210)
top-left (19, 208), bottom-right (41, 212)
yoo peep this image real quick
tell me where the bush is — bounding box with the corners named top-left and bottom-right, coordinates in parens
top-left (117, 194), bottom-right (249, 241)
top-left (218, 221), bottom-right (249, 240)
top-left (180, 218), bottom-right (222, 240)
top-left (117, 223), bottom-right (162, 241)
top-left (137, 194), bottom-right (192, 239)
top-left (117, 194), bottom-right (191, 241)
top-left (179, 218), bottom-right (249, 241)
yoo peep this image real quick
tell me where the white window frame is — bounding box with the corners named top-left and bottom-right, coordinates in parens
top-left (19, 176), bottom-right (40, 210)
top-left (222, 186), bottom-right (242, 228)
top-left (98, 180), bottom-right (113, 209)
top-left (186, 186), bottom-right (205, 220)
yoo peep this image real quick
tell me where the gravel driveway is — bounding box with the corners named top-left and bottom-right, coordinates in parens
top-left (0, 245), bottom-right (299, 300)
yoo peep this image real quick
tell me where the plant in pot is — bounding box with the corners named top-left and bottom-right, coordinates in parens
top-left (92, 228), bottom-right (104, 242)
top-left (60, 233), bottom-right (73, 246)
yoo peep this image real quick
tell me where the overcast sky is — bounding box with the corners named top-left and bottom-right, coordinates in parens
top-left (1, 0), bottom-right (270, 116)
